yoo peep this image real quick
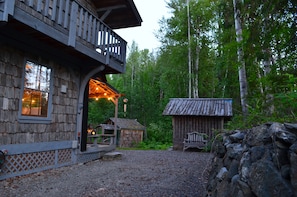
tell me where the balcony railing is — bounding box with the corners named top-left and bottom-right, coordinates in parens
top-left (0, 0), bottom-right (127, 72)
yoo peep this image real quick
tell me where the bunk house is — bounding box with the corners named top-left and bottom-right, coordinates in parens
top-left (0, 0), bottom-right (142, 180)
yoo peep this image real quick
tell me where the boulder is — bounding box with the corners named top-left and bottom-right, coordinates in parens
top-left (227, 159), bottom-right (239, 181)
top-left (284, 123), bottom-right (297, 135)
top-left (226, 143), bottom-right (244, 160)
top-left (250, 146), bottom-right (265, 163)
top-left (206, 122), bottom-right (297, 197)
top-left (239, 151), bottom-right (251, 183)
top-left (229, 131), bottom-right (245, 143)
top-left (280, 164), bottom-right (290, 180)
top-left (216, 167), bottom-right (228, 181)
top-left (248, 160), bottom-right (294, 197)
top-left (290, 151), bottom-right (297, 193)
top-left (245, 124), bottom-right (271, 146)
top-left (269, 122), bottom-right (297, 144)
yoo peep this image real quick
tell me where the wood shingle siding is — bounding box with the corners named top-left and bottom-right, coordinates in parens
top-left (106, 118), bottom-right (146, 148)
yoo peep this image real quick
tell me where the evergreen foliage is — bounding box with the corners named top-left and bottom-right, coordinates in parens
top-left (89, 0), bottom-right (297, 147)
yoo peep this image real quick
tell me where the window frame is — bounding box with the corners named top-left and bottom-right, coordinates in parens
top-left (18, 59), bottom-right (53, 124)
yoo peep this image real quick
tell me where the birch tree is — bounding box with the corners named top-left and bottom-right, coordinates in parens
top-left (233, 0), bottom-right (248, 119)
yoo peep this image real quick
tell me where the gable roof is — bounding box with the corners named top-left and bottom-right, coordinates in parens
top-left (109, 118), bottom-right (145, 130)
top-left (89, 78), bottom-right (122, 104)
top-left (93, 0), bottom-right (142, 29)
top-left (162, 98), bottom-right (233, 117)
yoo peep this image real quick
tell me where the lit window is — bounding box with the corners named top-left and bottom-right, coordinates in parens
top-left (21, 61), bottom-right (51, 117)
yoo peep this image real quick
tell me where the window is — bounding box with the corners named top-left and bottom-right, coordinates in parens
top-left (21, 61), bottom-right (51, 118)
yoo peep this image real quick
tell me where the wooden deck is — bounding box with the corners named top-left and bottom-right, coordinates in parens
top-left (0, 0), bottom-right (127, 73)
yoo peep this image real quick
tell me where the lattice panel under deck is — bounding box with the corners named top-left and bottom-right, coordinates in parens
top-left (2, 151), bottom-right (55, 174)
top-left (58, 149), bottom-right (72, 164)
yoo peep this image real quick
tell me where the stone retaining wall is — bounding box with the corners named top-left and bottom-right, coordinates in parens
top-left (207, 122), bottom-right (297, 197)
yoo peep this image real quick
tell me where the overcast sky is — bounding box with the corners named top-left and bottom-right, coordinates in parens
top-left (115, 0), bottom-right (171, 52)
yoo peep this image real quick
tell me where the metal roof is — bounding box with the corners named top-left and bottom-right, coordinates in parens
top-left (109, 118), bottom-right (145, 130)
top-left (162, 98), bottom-right (233, 117)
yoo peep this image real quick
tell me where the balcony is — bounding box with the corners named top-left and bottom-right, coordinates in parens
top-left (0, 0), bottom-right (130, 73)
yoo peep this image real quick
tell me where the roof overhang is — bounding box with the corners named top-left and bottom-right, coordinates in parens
top-left (92, 0), bottom-right (142, 29)
top-left (89, 78), bottom-right (122, 103)
top-left (162, 98), bottom-right (233, 117)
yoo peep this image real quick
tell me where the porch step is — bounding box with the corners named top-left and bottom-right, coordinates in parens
top-left (102, 152), bottom-right (122, 161)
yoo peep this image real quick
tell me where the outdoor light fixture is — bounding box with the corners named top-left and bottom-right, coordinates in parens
top-left (87, 128), bottom-right (96, 135)
top-left (123, 98), bottom-right (128, 117)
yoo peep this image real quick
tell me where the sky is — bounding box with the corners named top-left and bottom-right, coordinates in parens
top-left (115, 0), bottom-right (171, 52)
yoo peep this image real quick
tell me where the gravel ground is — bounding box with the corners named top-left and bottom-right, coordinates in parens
top-left (0, 150), bottom-right (213, 197)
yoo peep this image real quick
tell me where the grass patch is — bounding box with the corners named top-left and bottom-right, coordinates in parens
top-left (117, 141), bottom-right (173, 150)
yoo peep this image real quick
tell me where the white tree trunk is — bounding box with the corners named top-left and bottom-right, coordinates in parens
top-left (193, 42), bottom-right (200, 98)
top-left (263, 48), bottom-right (274, 114)
top-left (187, 0), bottom-right (192, 98)
top-left (233, 0), bottom-right (248, 119)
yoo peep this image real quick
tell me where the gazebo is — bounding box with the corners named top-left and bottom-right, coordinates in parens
top-left (163, 98), bottom-right (233, 150)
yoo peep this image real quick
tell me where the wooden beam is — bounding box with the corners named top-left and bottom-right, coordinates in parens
top-left (96, 5), bottom-right (127, 12)
top-left (98, 5), bottom-right (127, 21)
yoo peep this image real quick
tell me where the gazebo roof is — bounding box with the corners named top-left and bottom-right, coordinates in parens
top-left (88, 78), bottom-right (122, 103)
top-left (162, 98), bottom-right (233, 117)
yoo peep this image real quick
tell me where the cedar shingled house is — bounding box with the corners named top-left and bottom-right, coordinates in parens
top-left (163, 98), bottom-right (233, 150)
top-left (0, 0), bottom-right (141, 180)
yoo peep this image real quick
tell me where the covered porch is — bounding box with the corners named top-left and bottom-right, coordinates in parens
top-left (77, 78), bottom-right (121, 160)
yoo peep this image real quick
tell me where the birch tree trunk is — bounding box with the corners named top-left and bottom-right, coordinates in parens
top-left (233, 0), bottom-right (248, 119)
top-left (263, 48), bottom-right (274, 114)
top-left (187, 0), bottom-right (192, 98)
top-left (193, 44), bottom-right (200, 98)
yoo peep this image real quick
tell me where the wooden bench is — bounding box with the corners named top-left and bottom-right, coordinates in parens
top-left (88, 134), bottom-right (115, 145)
top-left (183, 132), bottom-right (208, 151)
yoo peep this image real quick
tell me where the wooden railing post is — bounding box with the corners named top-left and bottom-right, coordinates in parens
top-left (68, 1), bottom-right (78, 47)
top-left (105, 29), bottom-right (110, 65)
top-left (0, 0), bottom-right (15, 22)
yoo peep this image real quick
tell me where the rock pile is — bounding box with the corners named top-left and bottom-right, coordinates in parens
top-left (206, 122), bottom-right (297, 197)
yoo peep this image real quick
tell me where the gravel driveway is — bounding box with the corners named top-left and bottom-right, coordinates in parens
top-left (0, 150), bottom-right (213, 197)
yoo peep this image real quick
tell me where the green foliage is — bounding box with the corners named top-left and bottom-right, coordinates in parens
top-left (88, 99), bottom-right (114, 126)
top-left (89, 0), bottom-right (297, 148)
top-left (135, 141), bottom-right (173, 150)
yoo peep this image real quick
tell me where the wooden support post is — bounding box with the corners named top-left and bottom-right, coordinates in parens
top-left (113, 97), bottom-right (118, 145)
top-left (1, 0), bottom-right (15, 22)
top-left (80, 82), bottom-right (89, 152)
top-left (68, 1), bottom-right (78, 47)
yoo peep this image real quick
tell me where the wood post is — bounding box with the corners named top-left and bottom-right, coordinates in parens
top-left (68, 1), bottom-right (78, 47)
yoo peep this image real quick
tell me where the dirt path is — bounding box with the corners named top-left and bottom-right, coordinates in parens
top-left (0, 150), bottom-right (213, 197)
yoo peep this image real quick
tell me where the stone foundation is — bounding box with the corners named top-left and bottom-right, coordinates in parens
top-left (207, 122), bottom-right (297, 197)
